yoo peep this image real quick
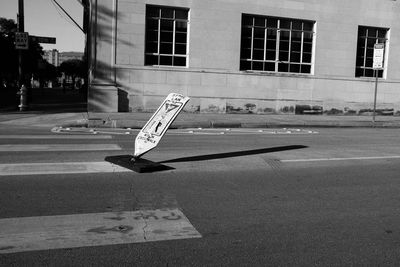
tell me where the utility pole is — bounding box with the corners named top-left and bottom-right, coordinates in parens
top-left (18, 0), bottom-right (24, 88)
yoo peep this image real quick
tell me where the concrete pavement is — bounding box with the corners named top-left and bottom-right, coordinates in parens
top-left (1, 110), bottom-right (400, 129)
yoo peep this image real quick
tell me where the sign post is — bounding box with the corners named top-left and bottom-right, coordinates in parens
top-left (133, 93), bottom-right (190, 159)
top-left (372, 43), bottom-right (384, 123)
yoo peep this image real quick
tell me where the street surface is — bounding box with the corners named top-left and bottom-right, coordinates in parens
top-left (1, 125), bottom-right (400, 266)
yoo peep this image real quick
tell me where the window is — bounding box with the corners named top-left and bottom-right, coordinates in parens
top-left (355, 26), bottom-right (388, 78)
top-left (240, 14), bottom-right (315, 74)
top-left (145, 5), bottom-right (189, 67)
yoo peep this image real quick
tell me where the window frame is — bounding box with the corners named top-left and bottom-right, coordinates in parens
top-left (355, 25), bottom-right (389, 79)
top-left (240, 14), bottom-right (315, 74)
top-left (145, 5), bottom-right (189, 67)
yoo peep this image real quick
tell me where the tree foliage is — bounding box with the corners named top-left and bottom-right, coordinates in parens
top-left (0, 17), bottom-right (45, 87)
top-left (59, 59), bottom-right (85, 78)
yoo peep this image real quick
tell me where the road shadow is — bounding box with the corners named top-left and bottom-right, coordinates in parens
top-left (160, 145), bottom-right (307, 163)
top-left (105, 155), bottom-right (175, 173)
top-left (105, 145), bottom-right (307, 173)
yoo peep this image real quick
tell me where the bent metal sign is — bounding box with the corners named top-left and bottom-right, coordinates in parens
top-left (134, 93), bottom-right (190, 158)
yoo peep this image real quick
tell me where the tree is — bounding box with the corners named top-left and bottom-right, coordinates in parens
top-left (59, 59), bottom-right (85, 88)
top-left (0, 17), bottom-right (44, 88)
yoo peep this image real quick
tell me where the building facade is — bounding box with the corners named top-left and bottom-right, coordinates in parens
top-left (87, 0), bottom-right (400, 115)
top-left (44, 49), bottom-right (59, 67)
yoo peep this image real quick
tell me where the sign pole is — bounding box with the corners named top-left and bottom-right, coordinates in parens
top-left (373, 70), bottom-right (378, 124)
top-left (372, 43), bottom-right (384, 124)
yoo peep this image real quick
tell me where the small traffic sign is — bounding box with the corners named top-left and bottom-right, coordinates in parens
top-left (373, 43), bottom-right (384, 70)
top-left (15, 32), bottom-right (29, 50)
top-left (30, 35), bottom-right (56, 44)
top-left (134, 93), bottom-right (190, 158)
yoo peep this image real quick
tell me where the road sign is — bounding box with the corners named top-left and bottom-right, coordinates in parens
top-left (15, 32), bottom-right (29, 50)
top-left (134, 93), bottom-right (190, 158)
top-left (30, 35), bottom-right (56, 44)
top-left (373, 43), bottom-right (384, 70)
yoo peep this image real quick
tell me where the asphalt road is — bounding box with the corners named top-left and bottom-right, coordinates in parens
top-left (1, 126), bottom-right (400, 266)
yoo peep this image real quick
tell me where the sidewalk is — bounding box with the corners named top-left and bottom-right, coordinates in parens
top-left (1, 86), bottom-right (400, 128)
top-left (1, 110), bottom-right (400, 129)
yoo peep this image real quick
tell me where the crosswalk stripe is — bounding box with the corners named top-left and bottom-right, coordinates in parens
top-left (0, 209), bottom-right (201, 254)
top-left (0, 162), bottom-right (130, 176)
top-left (0, 144), bottom-right (121, 152)
top-left (0, 135), bottom-right (112, 139)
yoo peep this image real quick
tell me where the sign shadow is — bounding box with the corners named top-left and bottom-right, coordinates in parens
top-left (105, 145), bottom-right (307, 173)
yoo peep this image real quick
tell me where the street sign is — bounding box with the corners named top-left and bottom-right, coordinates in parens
top-left (134, 93), bottom-right (190, 158)
top-left (15, 32), bottom-right (29, 50)
top-left (373, 43), bottom-right (384, 70)
top-left (30, 35), bottom-right (56, 44)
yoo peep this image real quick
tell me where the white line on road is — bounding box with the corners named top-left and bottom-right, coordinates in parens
top-left (0, 144), bottom-right (121, 152)
top-left (281, 155), bottom-right (400, 163)
top-left (0, 162), bottom-right (130, 176)
top-left (0, 135), bottom-right (112, 139)
top-left (0, 209), bottom-right (201, 254)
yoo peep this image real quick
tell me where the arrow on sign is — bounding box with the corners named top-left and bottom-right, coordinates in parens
top-left (87, 225), bottom-right (133, 234)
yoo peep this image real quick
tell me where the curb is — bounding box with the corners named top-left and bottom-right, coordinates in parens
top-left (58, 118), bottom-right (400, 129)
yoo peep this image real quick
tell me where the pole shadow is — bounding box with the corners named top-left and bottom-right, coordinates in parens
top-left (105, 145), bottom-right (307, 173)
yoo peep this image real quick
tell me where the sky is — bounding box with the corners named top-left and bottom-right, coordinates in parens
top-left (0, 0), bottom-right (84, 52)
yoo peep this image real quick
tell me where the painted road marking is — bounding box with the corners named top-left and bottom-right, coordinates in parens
top-left (281, 155), bottom-right (400, 163)
top-left (0, 209), bottom-right (201, 254)
top-left (0, 144), bottom-right (121, 152)
top-left (53, 127), bottom-right (319, 136)
top-left (0, 162), bottom-right (130, 176)
top-left (0, 135), bottom-right (112, 139)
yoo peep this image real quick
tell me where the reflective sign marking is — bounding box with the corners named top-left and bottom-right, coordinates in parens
top-left (134, 93), bottom-right (190, 158)
top-left (0, 209), bottom-right (201, 254)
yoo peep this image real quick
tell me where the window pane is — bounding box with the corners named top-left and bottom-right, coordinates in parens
top-left (280, 19), bottom-right (291, 29)
top-left (254, 17), bottom-right (265, 27)
top-left (240, 60), bottom-right (251, 70)
top-left (367, 29), bottom-right (377, 38)
top-left (146, 42), bottom-right (158, 53)
top-left (278, 63), bottom-right (289, 72)
top-left (175, 9), bottom-right (188, 20)
top-left (175, 32), bottom-right (187, 43)
top-left (253, 38), bottom-right (264, 49)
top-left (280, 30), bottom-right (290, 41)
top-left (253, 49), bottom-right (264, 60)
top-left (175, 43), bottom-right (186, 55)
top-left (160, 55), bottom-right (173, 65)
top-left (290, 64), bottom-right (300, 73)
top-left (242, 27), bottom-right (252, 39)
top-left (302, 53), bottom-right (312, 63)
top-left (280, 41), bottom-right (289, 51)
top-left (160, 31), bottom-right (173, 42)
top-left (291, 41), bottom-right (301, 52)
top-left (279, 51), bottom-right (289, 61)
top-left (303, 22), bottom-right (313, 31)
top-left (146, 19), bottom-right (158, 30)
top-left (300, 64), bottom-right (311, 74)
top-left (145, 55), bottom-right (158, 65)
top-left (160, 42), bottom-right (173, 54)
top-left (162, 9), bottom-right (174, 18)
top-left (266, 50), bottom-right (276, 60)
top-left (365, 68), bottom-right (374, 77)
top-left (291, 52), bottom-right (301, 62)
top-left (160, 20), bottom-right (173, 31)
top-left (253, 61), bottom-right (263, 70)
top-left (242, 15), bottom-right (253, 26)
top-left (265, 62), bottom-right (275, 71)
top-left (266, 39), bottom-right (276, 49)
top-left (146, 7), bottom-right (159, 18)
top-left (267, 18), bottom-right (277, 28)
top-left (176, 21), bottom-right (187, 32)
top-left (355, 68), bottom-right (364, 77)
top-left (241, 38), bottom-right (252, 49)
top-left (292, 21), bottom-right (302, 30)
top-left (254, 28), bottom-right (264, 39)
top-left (173, 56), bottom-right (186, 66)
top-left (241, 48), bottom-right (251, 59)
top-left (146, 30), bottom-right (158, 42)
top-left (303, 43), bottom-right (312, 53)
